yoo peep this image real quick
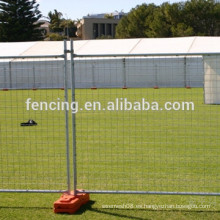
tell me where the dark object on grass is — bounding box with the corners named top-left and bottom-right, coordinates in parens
top-left (20, 119), bottom-right (37, 126)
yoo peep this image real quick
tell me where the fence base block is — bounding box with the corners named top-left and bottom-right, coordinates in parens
top-left (54, 191), bottom-right (90, 214)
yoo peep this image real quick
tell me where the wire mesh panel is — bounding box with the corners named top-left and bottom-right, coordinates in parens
top-left (74, 55), bottom-right (220, 195)
top-left (0, 57), bottom-right (68, 192)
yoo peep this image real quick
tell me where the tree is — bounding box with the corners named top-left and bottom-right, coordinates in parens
top-left (60, 19), bottom-right (77, 38)
top-left (47, 33), bottom-right (65, 41)
top-left (115, 0), bottom-right (220, 38)
top-left (146, 3), bottom-right (171, 37)
top-left (116, 4), bottom-right (157, 38)
top-left (0, 0), bottom-right (43, 42)
top-left (162, 2), bottom-right (193, 37)
top-left (48, 9), bottom-right (63, 33)
top-left (183, 0), bottom-right (219, 36)
top-left (47, 10), bottom-right (77, 38)
top-left (171, 23), bottom-right (194, 36)
top-left (214, 2), bottom-right (220, 35)
top-left (115, 15), bottom-right (130, 38)
top-left (104, 13), bottom-right (114, 19)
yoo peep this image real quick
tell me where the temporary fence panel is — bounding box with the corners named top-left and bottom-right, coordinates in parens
top-left (125, 57), bottom-right (186, 88)
top-left (74, 54), bottom-right (220, 196)
top-left (185, 56), bottom-right (204, 88)
top-left (74, 58), bottom-right (124, 89)
top-left (0, 41), bottom-right (219, 198)
top-left (0, 60), bottom-right (65, 90)
top-left (0, 56), bottom-right (69, 192)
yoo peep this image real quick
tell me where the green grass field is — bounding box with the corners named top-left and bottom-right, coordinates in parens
top-left (0, 88), bottom-right (220, 219)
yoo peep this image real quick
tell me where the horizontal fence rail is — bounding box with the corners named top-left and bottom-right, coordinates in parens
top-left (77, 190), bottom-right (220, 196)
top-left (0, 55), bottom-right (64, 59)
top-left (73, 52), bottom-right (220, 58)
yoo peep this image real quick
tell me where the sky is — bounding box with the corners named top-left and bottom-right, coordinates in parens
top-left (37, 0), bottom-right (187, 20)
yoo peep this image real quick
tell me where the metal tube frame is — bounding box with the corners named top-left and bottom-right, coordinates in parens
top-left (75, 52), bottom-right (220, 58)
top-left (33, 66), bottom-right (36, 89)
top-left (9, 61), bottom-right (12, 89)
top-left (122, 58), bottom-right (127, 88)
top-left (92, 63), bottom-right (96, 89)
top-left (3, 67), bottom-right (6, 88)
top-left (0, 42), bottom-right (219, 196)
top-left (0, 55), bottom-right (64, 59)
top-left (0, 48), bottom-right (69, 194)
top-left (70, 40), bottom-right (77, 195)
top-left (0, 190), bottom-right (67, 193)
top-left (64, 40), bottom-right (71, 194)
top-left (184, 57), bottom-right (187, 88)
top-left (73, 51), bottom-right (220, 197)
top-left (77, 190), bottom-right (220, 196)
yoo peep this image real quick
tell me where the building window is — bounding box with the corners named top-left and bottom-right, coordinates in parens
top-left (106, 24), bottom-right (112, 36)
top-left (100, 24), bottom-right (105, 36)
top-left (113, 24), bottom-right (117, 37)
top-left (93, 23), bottom-right (98, 39)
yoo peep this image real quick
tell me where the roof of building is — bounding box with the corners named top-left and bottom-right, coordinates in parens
top-left (83, 12), bottom-right (125, 19)
top-left (0, 37), bottom-right (220, 57)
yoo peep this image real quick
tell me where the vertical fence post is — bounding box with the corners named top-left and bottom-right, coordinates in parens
top-left (154, 64), bottom-right (159, 89)
top-left (184, 57), bottom-right (187, 88)
top-left (33, 66), bottom-right (36, 89)
top-left (184, 57), bottom-right (191, 88)
top-left (122, 58), bottom-right (127, 89)
top-left (91, 63), bottom-right (97, 89)
top-left (64, 40), bottom-right (71, 194)
top-left (54, 42), bottom-right (90, 211)
top-left (70, 40), bottom-right (77, 195)
top-left (3, 67), bottom-right (6, 89)
top-left (9, 61), bottom-right (12, 89)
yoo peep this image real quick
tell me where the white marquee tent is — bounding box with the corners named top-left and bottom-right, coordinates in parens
top-left (0, 36), bottom-right (218, 56)
top-left (0, 37), bottom-right (220, 103)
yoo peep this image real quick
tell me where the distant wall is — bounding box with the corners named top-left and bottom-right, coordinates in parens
top-left (0, 57), bottom-right (204, 89)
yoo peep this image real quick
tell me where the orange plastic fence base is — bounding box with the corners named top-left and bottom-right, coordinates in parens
top-left (122, 87), bottom-right (127, 89)
top-left (154, 86), bottom-right (159, 89)
top-left (91, 87), bottom-right (97, 90)
top-left (2, 88), bottom-right (8, 91)
top-left (54, 191), bottom-right (90, 214)
top-left (186, 86), bottom-right (191, 89)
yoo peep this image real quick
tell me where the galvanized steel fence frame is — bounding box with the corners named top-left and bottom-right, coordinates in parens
top-left (72, 48), bottom-right (220, 197)
top-left (0, 40), bottom-right (220, 197)
top-left (0, 41), bottom-right (70, 194)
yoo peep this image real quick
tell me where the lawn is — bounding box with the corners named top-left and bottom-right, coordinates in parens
top-left (0, 88), bottom-right (219, 219)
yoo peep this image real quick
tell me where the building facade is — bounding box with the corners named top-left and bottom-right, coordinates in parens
top-left (76, 13), bottom-right (125, 40)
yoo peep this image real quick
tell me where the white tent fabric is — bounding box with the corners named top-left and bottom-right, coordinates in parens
top-left (0, 42), bottom-right (36, 57)
top-left (0, 37), bottom-right (220, 56)
top-left (0, 37), bottom-right (219, 91)
top-left (204, 56), bottom-right (220, 104)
